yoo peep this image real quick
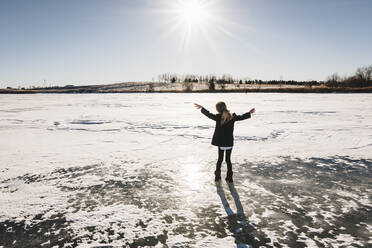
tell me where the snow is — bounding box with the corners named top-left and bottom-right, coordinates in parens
top-left (0, 93), bottom-right (371, 247)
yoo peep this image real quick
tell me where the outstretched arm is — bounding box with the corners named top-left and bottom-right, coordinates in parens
top-left (234, 108), bottom-right (255, 121)
top-left (194, 103), bottom-right (217, 121)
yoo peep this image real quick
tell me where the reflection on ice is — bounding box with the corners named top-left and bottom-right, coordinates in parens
top-left (177, 156), bottom-right (206, 195)
top-left (180, 162), bottom-right (203, 191)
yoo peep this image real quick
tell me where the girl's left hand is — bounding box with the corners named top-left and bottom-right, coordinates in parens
top-left (194, 103), bottom-right (203, 109)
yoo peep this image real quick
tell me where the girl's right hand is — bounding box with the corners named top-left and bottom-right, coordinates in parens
top-left (249, 108), bottom-right (255, 114)
top-left (194, 103), bottom-right (203, 109)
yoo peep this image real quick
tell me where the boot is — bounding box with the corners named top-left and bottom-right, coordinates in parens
top-left (225, 171), bottom-right (233, 183)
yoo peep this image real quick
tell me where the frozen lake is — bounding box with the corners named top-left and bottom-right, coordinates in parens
top-left (0, 93), bottom-right (371, 247)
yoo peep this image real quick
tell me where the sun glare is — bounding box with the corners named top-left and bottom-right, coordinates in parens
top-left (152, 0), bottom-right (243, 51)
top-left (177, 0), bottom-right (207, 26)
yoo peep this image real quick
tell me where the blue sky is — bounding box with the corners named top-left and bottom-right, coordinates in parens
top-left (1, 0), bottom-right (371, 87)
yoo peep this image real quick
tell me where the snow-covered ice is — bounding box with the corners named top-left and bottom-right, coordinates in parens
top-left (0, 93), bottom-right (371, 247)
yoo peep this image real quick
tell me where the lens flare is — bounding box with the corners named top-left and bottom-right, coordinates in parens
top-left (177, 0), bottom-right (207, 26)
top-left (147, 0), bottom-right (250, 52)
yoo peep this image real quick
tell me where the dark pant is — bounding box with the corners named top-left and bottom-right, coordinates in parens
top-left (215, 147), bottom-right (233, 179)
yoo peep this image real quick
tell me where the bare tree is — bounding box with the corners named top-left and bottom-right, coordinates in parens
top-left (325, 73), bottom-right (341, 87)
top-left (208, 78), bottom-right (215, 91)
top-left (355, 65), bottom-right (372, 87)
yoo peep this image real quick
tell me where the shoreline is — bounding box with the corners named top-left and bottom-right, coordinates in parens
top-left (1, 87), bottom-right (372, 94)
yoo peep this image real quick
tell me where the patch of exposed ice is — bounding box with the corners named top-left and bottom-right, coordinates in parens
top-left (297, 232), bottom-right (318, 248)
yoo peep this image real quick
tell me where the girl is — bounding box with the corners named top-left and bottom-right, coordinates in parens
top-left (194, 102), bottom-right (255, 183)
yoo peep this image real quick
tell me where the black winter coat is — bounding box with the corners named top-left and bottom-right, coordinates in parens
top-left (201, 107), bottom-right (251, 147)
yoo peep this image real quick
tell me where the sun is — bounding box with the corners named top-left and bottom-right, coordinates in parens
top-left (176, 0), bottom-right (208, 26)
top-left (170, 0), bottom-right (215, 48)
top-left (149, 0), bottom-right (242, 51)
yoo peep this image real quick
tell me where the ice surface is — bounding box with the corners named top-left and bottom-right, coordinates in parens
top-left (0, 93), bottom-right (371, 247)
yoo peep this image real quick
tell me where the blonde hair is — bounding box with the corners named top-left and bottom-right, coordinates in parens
top-left (216, 101), bottom-right (232, 125)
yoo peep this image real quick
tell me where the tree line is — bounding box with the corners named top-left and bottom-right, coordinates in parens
top-left (158, 64), bottom-right (372, 89)
top-left (157, 73), bottom-right (319, 87)
top-left (325, 65), bottom-right (372, 88)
